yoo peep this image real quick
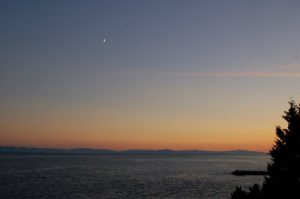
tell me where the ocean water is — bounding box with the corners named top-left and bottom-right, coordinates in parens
top-left (0, 154), bottom-right (269, 199)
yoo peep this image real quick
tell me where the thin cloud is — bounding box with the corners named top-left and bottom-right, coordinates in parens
top-left (165, 71), bottom-right (300, 78)
top-left (122, 71), bottom-right (300, 78)
top-left (276, 64), bottom-right (300, 69)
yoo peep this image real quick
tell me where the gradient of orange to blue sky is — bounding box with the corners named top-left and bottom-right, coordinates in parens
top-left (1, 0), bottom-right (300, 152)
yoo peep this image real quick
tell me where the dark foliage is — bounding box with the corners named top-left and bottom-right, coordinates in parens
top-left (231, 184), bottom-right (262, 199)
top-left (231, 100), bottom-right (300, 198)
top-left (231, 186), bottom-right (248, 199)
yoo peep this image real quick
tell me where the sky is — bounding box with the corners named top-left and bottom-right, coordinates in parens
top-left (1, 0), bottom-right (300, 152)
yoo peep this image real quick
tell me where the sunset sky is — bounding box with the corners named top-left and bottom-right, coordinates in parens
top-left (1, 0), bottom-right (300, 152)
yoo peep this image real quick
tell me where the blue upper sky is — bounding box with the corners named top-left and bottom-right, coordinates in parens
top-left (1, 0), bottom-right (300, 150)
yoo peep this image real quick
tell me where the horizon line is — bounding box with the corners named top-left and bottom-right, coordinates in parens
top-left (0, 145), bottom-right (267, 153)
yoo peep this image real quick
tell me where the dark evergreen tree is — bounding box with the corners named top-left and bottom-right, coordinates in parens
top-left (231, 184), bottom-right (262, 199)
top-left (231, 186), bottom-right (248, 199)
top-left (262, 100), bottom-right (300, 198)
top-left (248, 184), bottom-right (262, 199)
top-left (231, 100), bottom-right (300, 199)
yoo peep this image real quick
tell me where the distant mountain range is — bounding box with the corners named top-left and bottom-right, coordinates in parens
top-left (0, 146), bottom-right (266, 155)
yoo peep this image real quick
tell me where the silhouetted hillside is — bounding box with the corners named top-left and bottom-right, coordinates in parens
top-left (0, 146), bottom-right (265, 155)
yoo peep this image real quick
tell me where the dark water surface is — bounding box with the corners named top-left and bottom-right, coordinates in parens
top-left (0, 154), bottom-right (269, 199)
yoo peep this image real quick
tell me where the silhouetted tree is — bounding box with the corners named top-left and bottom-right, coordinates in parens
top-left (232, 100), bottom-right (300, 199)
top-left (248, 184), bottom-right (262, 199)
top-left (231, 186), bottom-right (248, 199)
top-left (262, 100), bottom-right (300, 198)
top-left (231, 184), bottom-right (262, 199)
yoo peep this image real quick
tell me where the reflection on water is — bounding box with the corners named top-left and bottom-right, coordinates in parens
top-left (0, 155), bottom-right (269, 199)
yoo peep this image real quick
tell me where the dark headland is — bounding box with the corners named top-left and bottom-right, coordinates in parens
top-left (231, 170), bottom-right (269, 176)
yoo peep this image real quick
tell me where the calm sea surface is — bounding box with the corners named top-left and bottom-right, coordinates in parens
top-left (0, 154), bottom-right (269, 199)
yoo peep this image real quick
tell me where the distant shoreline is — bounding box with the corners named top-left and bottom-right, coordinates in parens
top-left (0, 146), bottom-right (267, 156)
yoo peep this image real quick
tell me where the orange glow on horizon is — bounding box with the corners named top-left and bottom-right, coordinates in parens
top-left (1, 127), bottom-right (273, 153)
top-left (0, 87), bottom-right (286, 154)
